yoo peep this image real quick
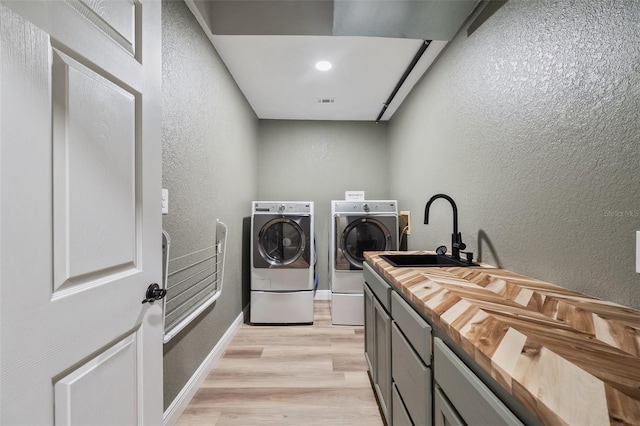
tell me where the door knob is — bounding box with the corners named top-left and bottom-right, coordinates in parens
top-left (142, 283), bottom-right (166, 304)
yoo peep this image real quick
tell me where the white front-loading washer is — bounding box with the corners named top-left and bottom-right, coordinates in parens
top-left (330, 200), bottom-right (398, 325)
top-left (250, 201), bottom-right (314, 324)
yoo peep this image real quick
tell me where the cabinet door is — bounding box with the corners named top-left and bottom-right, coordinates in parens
top-left (434, 385), bottom-right (465, 426)
top-left (374, 297), bottom-right (392, 423)
top-left (364, 283), bottom-right (375, 375)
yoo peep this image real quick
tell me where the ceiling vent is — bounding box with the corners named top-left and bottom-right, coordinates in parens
top-left (316, 98), bottom-right (335, 104)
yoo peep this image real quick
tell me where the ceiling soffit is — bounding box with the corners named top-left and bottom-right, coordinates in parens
top-left (194, 0), bottom-right (478, 40)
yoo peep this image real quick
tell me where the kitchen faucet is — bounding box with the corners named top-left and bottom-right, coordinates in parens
top-left (424, 194), bottom-right (466, 260)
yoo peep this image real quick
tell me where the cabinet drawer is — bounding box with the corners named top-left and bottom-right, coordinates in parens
top-left (363, 262), bottom-right (391, 310)
top-left (434, 338), bottom-right (523, 426)
top-left (392, 291), bottom-right (432, 365)
top-left (434, 385), bottom-right (465, 426)
top-left (392, 383), bottom-right (413, 426)
top-left (392, 322), bottom-right (431, 425)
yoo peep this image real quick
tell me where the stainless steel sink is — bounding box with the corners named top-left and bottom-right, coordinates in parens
top-left (380, 254), bottom-right (479, 267)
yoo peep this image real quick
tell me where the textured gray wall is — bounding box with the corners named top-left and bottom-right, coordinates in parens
top-left (257, 120), bottom-right (390, 291)
top-left (389, 0), bottom-right (640, 309)
top-left (161, 0), bottom-right (258, 410)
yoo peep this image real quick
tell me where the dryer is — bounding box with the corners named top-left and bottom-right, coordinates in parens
top-left (251, 201), bottom-right (314, 324)
top-left (330, 200), bottom-right (398, 325)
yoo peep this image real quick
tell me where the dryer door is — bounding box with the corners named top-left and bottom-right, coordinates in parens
top-left (256, 217), bottom-right (310, 268)
top-left (337, 217), bottom-right (392, 270)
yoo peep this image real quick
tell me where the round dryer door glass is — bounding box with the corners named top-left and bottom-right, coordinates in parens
top-left (258, 218), bottom-right (306, 266)
top-left (341, 218), bottom-right (391, 269)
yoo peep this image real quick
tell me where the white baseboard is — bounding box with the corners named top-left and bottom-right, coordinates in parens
top-left (163, 309), bottom-right (245, 426)
top-left (314, 289), bottom-right (331, 300)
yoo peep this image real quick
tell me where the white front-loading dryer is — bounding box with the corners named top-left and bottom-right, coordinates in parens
top-left (330, 200), bottom-right (398, 325)
top-left (250, 201), bottom-right (314, 324)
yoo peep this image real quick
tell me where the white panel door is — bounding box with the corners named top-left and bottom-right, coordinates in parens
top-left (0, 1), bottom-right (162, 424)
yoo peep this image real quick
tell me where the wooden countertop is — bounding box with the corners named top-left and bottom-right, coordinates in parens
top-left (365, 251), bottom-right (640, 425)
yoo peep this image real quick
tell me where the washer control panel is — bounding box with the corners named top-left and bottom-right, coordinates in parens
top-left (253, 201), bottom-right (313, 214)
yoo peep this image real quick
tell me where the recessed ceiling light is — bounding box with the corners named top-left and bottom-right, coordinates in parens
top-left (315, 61), bottom-right (332, 71)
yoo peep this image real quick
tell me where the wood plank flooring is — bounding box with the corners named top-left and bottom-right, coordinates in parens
top-left (176, 301), bottom-right (384, 426)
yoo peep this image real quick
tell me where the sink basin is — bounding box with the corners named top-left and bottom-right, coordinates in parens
top-left (380, 254), bottom-right (479, 267)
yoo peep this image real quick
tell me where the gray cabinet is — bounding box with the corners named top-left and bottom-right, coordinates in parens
top-left (392, 383), bottom-right (413, 426)
top-left (365, 263), bottom-right (433, 426)
top-left (434, 385), bottom-right (465, 426)
top-left (391, 292), bottom-right (431, 365)
top-left (364, 283), bottom-right (374, 374)
top-left (390, 291), bottom-right (433, 425)
top-left (363, 263), bottom-right (392, 424)
top-left (391, 322), bottom-right (431, 425)
top-left (434, 338), bottom-right (524, 426)
top-left (364, 261), bottom-right (533, 426)
top-left (374, 297), bottom-right (392, 421)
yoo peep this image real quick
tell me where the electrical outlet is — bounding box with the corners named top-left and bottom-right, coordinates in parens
top-left (400, 211), bottom-right (411, 235)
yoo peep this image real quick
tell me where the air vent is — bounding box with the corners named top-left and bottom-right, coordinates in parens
top-left (316, 98), bottom-right (335, 104)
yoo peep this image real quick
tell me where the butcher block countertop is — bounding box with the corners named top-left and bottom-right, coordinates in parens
top-left (364, 251), bottom-right (640, 426)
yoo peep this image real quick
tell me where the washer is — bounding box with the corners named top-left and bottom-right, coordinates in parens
top-left (330, 200), bottom-right (398, 325)
top-left (251, 201), bottom-right (314, 324)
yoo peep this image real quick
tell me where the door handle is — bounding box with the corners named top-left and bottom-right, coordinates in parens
top-left (142, 283), bottom-right (167, 304)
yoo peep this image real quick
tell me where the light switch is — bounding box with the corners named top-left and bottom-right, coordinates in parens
top-left (636, 231), bottom-right (639, 273)
top-left (162, 188), bottom-right (169, 215)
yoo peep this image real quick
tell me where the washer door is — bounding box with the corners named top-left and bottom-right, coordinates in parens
top-left (256, 217), bottom-right (309, 268)
top-left (337, 217), bottom-right (391, 270)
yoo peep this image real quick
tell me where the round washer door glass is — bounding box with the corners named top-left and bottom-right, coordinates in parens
top-left (341, 218), bottom-right (391, 269)
top-left (258, 218), bottom-right (306, 266)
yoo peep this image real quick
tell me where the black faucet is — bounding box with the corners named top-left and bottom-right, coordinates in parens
top-left (424, 194), bottom-right (466, 260)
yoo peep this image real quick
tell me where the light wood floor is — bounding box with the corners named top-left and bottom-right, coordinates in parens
top-left (176, 301), bottom-right (384, 426)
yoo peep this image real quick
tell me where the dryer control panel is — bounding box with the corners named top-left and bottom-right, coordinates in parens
top-left (332, 200), bottom-right (397, 215)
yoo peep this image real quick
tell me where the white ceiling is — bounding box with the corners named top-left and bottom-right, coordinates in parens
top-left (185, 0), bottom-right (477, 122)
top-left (211, 35), bottom-right (447, 121)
